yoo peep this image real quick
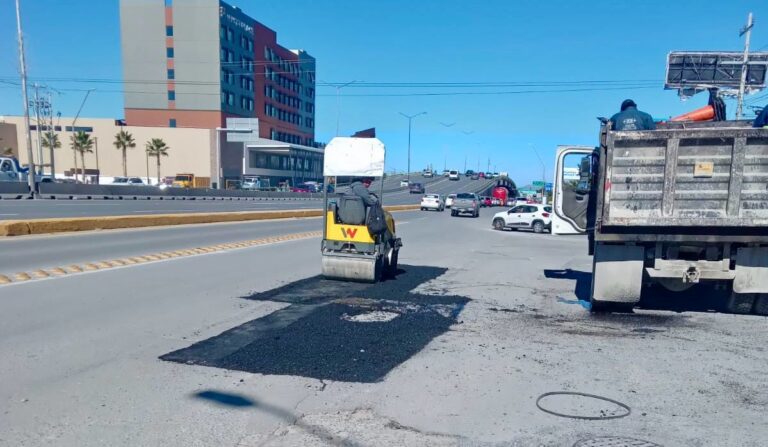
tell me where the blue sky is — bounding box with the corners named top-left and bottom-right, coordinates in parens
top-left (1, 0), bottom-right (767, 185)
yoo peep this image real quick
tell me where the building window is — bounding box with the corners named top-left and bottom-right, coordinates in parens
top-left (167, 69), bottom-right (175, 80)
top-left (227, 92), bottom-right (234, 106)
top-left (166, 26), bottom-right (173, 37)
top-left (226, 28), bottom-right (233, 42)
top-left (166, 47), bottom-right (174, 58)
top-left (169, 119), bottom-right (177, 128)
top-left (168, 90), bottom-right (175, 100)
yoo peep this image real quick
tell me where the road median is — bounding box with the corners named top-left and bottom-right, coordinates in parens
top-left (0, 205), bottom-right (421, 237)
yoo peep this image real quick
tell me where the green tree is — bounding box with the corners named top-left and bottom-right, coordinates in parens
top-left (145, 138), bottom-right (170, 185)
top-left (42, 131), bottom-right (61, 176)
top-left (113, 130), bottom-right (136, 177)
top-left (70, 131), bottom-right (94, 183)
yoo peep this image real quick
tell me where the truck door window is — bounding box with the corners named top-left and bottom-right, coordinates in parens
top-left (1, 160), bottom-right (12, 172)
top-left (559, 152), bottom-right (591, 231)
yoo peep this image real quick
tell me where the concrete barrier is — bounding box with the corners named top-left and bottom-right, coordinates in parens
top-left (0, 182), bottom-right (31, 200)
top-left (0, 204), bottom-right (420, 236)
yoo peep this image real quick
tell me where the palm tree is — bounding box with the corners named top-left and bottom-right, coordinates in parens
top-left (70, 131), bottom-right (94, 183)
top-left (145, 138), bottom-right (170, 185)
top-left (113, 130), bottom-right (136, 177)
top-left (41, 131), bottom-right (61, 176)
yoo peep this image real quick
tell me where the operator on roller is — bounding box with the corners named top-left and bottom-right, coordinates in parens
top-left (347, 177), bottom-right (395, 244)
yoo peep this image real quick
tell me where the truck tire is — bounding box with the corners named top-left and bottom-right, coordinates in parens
top-left (726, 292), bottom-right (756, 314)
top-left (493, 218), bottom-right (505, 230)
top-left (451, 210), bottom-right (457, 217)
top-left (532, 221), bottom-right (545, 234)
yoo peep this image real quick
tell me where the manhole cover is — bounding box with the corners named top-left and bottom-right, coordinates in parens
top-left (573, 436), bottom-right (662, 447)
top-left (341, 311), bottom-right (400, 323)
top-left (536, 392), bottom-right (631, 420)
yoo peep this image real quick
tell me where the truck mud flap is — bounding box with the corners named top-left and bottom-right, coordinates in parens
top-left (592, 244), bottom-right (645, 304)
top-left (733, 247), bottom-right (768, 294)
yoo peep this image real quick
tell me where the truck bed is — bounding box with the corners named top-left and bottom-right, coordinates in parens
top-left (602, 127), bottom-right (768, 227)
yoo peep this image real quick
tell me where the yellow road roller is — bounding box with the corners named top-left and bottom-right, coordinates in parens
top-left (321, 137), bottom-right (401, 282)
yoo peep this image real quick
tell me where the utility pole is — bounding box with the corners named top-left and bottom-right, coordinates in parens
top-left (736, 12), bottom-right (754, 120)
top-left (15, 0), bottom-right (36, 192)
top-left (399, 111), bottom-right (427, 184)
top-left (47, 90), bottom-right (56, 179)
top-left (531, 144), bottom-right (547, 205)
top-left (94, 137), bottom-right (100, 184)
top-left (464, 155), bottom-right (467, 173)
top-left (32, 83), bottom-right (44, 176)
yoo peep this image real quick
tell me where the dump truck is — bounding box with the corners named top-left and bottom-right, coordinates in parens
top-left (553, 121), bottom-right (768, 314)
top-left (172, 174), bottom-right (211, 188)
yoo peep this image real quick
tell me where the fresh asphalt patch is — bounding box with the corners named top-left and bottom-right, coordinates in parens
top-left (161, 265), bottom-right (470, 382)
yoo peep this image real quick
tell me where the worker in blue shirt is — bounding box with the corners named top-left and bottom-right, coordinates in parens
top-left (610, 99), bottom-right (656, 131)
top-left (753, 106), bottom-right (768, 128)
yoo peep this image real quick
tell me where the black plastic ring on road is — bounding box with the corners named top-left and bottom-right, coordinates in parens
top-left (536, 391), bottom-right (631, 420)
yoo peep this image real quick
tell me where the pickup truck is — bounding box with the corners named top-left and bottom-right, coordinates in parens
top-left (0, 156), bottom-right (28, 182)
top-left (450, 192), bottom-right (480, 217)
top-left (553, 121), bottom-right (768, 315)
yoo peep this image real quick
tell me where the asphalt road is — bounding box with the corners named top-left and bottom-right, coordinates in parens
top-left (0, 175), bottom-right (495, 219)
top-left (5, 208), bottom-right (763, 446)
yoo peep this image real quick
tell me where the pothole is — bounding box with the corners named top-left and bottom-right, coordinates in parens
top-left (573, 436), bottom-right (662, 447)
top-left (536, 392), bottom-right (631, 420)
top-left (341, 311), bottom-right (400, 323)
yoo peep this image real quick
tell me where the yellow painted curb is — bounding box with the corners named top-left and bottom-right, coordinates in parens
top-left (0, 205), bottom-right (420, 237)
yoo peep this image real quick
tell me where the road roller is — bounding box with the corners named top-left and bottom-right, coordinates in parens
top-left (321, 137), bottom-right (401, 282)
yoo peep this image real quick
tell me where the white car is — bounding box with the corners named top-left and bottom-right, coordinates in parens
top-left (491, 204), bottom-right (552, 233)
top-left (420, 194), bottom-right (445, 212)
top-left (112, 177), bottom-right (145, 185)
top-left (445, 194), bottom-right (456, 208)
top-left (448, 170), bottom-right (459, 181)
top-left (400, 180), bottom-right (410, 187)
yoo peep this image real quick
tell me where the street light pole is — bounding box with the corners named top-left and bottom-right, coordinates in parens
top-left (15, 0), bottom-right (36, 193)
top-left (334, 80), bottom-right (357, 136)
top-left (71, 89), bottom-right (94, 182)
top-left (399, 111), bottom-right (427, 184)
top-left (531, 144), bottom-right (547, 205)
top-left (736, 12), bottom-right (754, 120)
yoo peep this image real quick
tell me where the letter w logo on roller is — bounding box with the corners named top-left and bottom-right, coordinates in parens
top-left (340, 227), bottom-right (358, 238)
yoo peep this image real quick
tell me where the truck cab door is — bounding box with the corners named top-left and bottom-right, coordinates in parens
top-left (552, 146), bottom-right (594, 235)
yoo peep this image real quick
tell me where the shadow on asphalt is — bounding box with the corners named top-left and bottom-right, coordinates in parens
top-left (192, 390), bottom-right (363, 446)
top-left (544, 268), bottom-right (736, 314)
top-left (162, 265), bottom-right (469, 383)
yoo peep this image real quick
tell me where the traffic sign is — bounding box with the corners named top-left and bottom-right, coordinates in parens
top-left (532, 181), bottom-right (545, 188)
top-left (545, 182), bottom-right (553, 192)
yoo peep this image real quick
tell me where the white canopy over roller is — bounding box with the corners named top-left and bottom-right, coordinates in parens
top-left (323, 137), bottom-right (385, 177)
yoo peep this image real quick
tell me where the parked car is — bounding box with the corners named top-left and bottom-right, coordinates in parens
top-left (448, 170), bottom-right (460, 181)
top-left (491, 204), bottom-right (552, 234)
top-left (505, 198), bottom-right (516, 207)
top-left (491, 197), bottom-right (501, 206)
top-left (400, 179), bottom-right (410, 187)
top-left (445, 194), bottom-right (457, 208)
top-left (420, 194), bottom-right (445, 211)
top-left (480, 196), bottom-right (492, 207)
top-left (242, 178), bottom-right (261, 190)
top-left (112, 177), bottom-right (144, 185)
top-left (409, 182), bottom-right (425, 194)
top-left (291, 184), bottom-right (312, 193)
top-left (470, 173), bottom-right (480, 180)
top-left (451, 193), bottom-right (480, 217)
top-left (422, 170), bottom-right (434, 178)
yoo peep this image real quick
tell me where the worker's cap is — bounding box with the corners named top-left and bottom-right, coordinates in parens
top-left (620, 99), bottom-right (637, 111)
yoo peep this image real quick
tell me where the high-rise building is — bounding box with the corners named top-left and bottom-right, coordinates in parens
top-left (119, 0), bottom-right (316, 147)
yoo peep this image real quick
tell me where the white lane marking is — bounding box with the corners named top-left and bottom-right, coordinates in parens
top-left (0, 214), bottom-right (20, 216)
top-left (132, 209), bottom-right (197, 213)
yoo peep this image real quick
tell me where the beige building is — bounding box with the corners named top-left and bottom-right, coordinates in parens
top-left (1, 115), bottom-right (323, 188)
top-left (2, 116), bottom-right (214, 184)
